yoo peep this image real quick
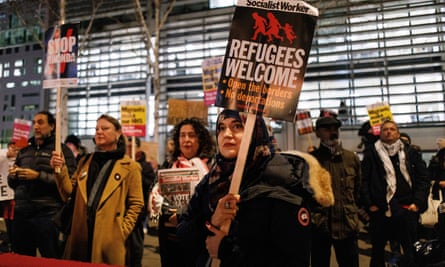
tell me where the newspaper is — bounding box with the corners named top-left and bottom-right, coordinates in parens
top-left (157, 168), bottom-right (200, 210)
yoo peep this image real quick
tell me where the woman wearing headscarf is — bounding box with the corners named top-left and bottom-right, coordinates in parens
top-left (177, 109), bottom-right (332, 267)
top-left (50, 114), bottom-right (144, 266)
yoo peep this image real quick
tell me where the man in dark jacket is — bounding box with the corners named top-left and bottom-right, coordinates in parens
top-left (361, 120), bottom-right (429, 267)
top-left (310, 115), bottom-right (362, 267)
top-left (7, 110), bottom-right (77, 258)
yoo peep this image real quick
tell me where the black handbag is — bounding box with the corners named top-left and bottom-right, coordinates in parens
top-left (53, 188), bottom-right (76, 235)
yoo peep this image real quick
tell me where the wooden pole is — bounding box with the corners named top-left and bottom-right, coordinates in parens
top-left (306, 134), bottom-right (313, 148)
top-left (132, 137), bottom-right (136, 161)
top-left (55, 87), bottom-right (62, 173)
top-left (55, 0), bottom-right (66, 173)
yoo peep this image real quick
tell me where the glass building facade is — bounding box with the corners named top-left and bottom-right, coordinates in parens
top-left (0, 0), bottom-right (444, 159)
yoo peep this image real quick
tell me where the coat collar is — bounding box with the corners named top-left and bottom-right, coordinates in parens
top-left (76, 155), bottom-right (134, 206)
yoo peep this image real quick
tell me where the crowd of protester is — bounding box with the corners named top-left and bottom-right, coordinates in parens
top-left (1, 109), bottom-right (444, 267)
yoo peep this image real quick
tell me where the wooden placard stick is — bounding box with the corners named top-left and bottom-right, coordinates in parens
top-left (55, 87), bottom-right (62, 174)
top-left (131, 137), bottom-right (136, 161)
top-left (306, 134), bottom-right (313, 149)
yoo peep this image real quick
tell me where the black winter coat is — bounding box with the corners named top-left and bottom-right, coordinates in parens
top-left (136, 151), bottom-right (155, 215)
top-left (177, 153), bottom-right (312, 267)
top-left (8, 135), bottom-right (77, 215)
top-left (360, 142), bottom-right (429, 214)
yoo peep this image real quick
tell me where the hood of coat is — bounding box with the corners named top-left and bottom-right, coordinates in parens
top-left (282, 150), bottom-right (335, 207)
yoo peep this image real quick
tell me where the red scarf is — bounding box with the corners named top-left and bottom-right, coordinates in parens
top-left (172, 155), bottom-right (210, 179)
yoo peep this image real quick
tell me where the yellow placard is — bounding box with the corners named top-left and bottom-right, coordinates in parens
top-left (367, 102), bottom-right (393, 135)
top-left (121, 100), bottom-right (147, 137)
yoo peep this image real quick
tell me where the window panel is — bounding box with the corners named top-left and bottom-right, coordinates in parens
top-left (417, 93), bottom-right (444, 103)
top-left (49, 0), bottom-right (445, 139)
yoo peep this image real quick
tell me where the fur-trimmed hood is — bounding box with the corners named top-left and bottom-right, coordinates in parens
top-left (280, 150), bottom-right (335, 207)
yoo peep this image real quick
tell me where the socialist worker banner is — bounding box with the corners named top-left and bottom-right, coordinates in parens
top-left (43, 23), bottom-right (79, 89)
top-left (215, 0), bottom-right (318, 121)
top-left (295, 109), bottom-right (313, 135)
top-left (12, 118), bottom-right (32, 148)
top-left (202, 56), bottom-right (224, 106)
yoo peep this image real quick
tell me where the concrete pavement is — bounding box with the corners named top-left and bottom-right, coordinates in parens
top-left (141, 228), bottom-right (373, 267)
top-left (142, 228), bottom-right (161, 267)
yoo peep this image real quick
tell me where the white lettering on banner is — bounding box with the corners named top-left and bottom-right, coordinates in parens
top-left (48, 36), bottom-right (77, 53)
top-left (225, 39), bottom-right (304, 87)
top-left (244, 0), bottom-right (311, 14)
top-left (46, 53), bottom-right (76, 64)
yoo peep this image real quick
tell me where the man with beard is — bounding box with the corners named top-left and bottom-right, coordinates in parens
top-left (310, 115), bottom-right (362, 267)
top-left (8, 111), bottom-right (77, 258)
top-left (361, 120), bottom-right (429, 267)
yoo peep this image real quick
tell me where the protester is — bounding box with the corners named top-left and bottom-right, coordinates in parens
top-left (152, 117), bottom-right (216, 267)
top-left (310, 116), bottom-right (362, 267)
top-left (360, 120), bottom-right (430, 267)
top-left (428, 138), bottom-right (445, 243)
top-left (161, 135), bottom-right (175, 169)
top-left (64, 134), bottom-right (87, 163)
top-left (126, 136), bottom-right (156, 267)
top-left (177, 109), bottom-right (332, 266)
top-left (400, 132), bottom-right (422, 152)
top-left (357, 120), bottom-right (379, 152)
top-left (7, 111), bottom-right (77, 258)
top-left (0, 141), bottom-right (19, 252)
top-left (50, 114), bottom-right (144, 265)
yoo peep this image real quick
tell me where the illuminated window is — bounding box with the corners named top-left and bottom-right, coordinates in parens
top-left (209, 0), bottom-right (235, 8)
top-left (45, 1), bottom-right (444, 141)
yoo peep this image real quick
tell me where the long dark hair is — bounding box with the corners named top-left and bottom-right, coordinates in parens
top-left (171, 117), bottom-right (215, 161)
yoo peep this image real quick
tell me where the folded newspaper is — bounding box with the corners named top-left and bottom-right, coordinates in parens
top-left (157, 168), bottom-right (201, 210)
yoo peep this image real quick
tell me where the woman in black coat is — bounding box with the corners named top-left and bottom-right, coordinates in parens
top-left (177, 109), bottom-right (317, 267)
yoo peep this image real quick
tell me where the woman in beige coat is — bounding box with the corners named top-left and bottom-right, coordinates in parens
top-left (51, 114), bottom-right (144, 266)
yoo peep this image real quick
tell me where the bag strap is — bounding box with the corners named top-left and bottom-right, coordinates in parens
top-left (87, 160), bottom-right (112, 208)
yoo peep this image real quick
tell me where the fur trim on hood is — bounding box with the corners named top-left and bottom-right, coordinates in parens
top-left (281, 150), bottom-right (335, 207)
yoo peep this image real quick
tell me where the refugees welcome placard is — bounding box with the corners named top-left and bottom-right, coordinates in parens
top-left (215, 0), bottom-right (318, 121)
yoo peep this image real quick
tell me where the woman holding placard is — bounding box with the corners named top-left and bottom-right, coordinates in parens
top-left (50, 114), bottom-right (144, 266)
top-left (177, 109), bottom-right (334, 267)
